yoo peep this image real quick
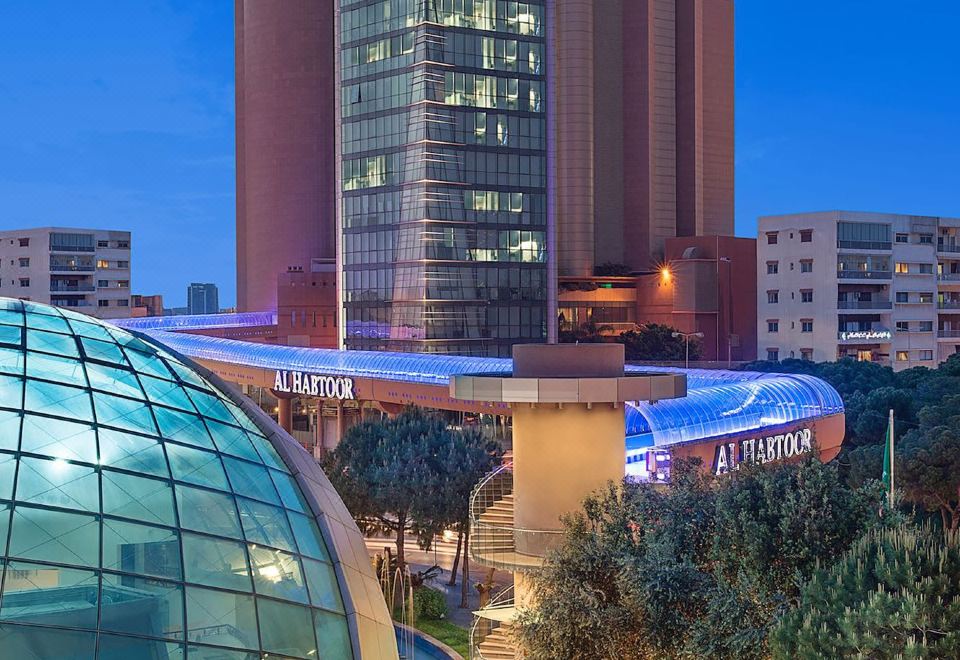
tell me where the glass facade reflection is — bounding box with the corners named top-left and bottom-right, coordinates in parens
top-left (339, 0), bottom-right (548, 357)
top-left (0, 299), bottom-right (355, 659)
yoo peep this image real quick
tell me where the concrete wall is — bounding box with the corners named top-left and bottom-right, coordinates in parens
top-left (235, 0), bottom-right (336, 313)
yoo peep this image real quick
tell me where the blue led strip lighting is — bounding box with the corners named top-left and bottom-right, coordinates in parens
top-left (112, 314), bottom-right (844, 448)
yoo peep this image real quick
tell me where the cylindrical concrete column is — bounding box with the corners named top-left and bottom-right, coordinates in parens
top-left (277, 397), bottom-right (293, 433)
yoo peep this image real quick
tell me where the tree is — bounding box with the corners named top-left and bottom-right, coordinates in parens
top-left (594, 262), bottom-right (632, 276)
top-left (771, 525), bottom-right (960, 659)
top-left (514, 459), bottom-right (888, 659)
top-left (324, 407), bottom-right (500, 571)
top-left (895, 397), bottom-right (960, 532)
top-left (618, 323), bottom-right (701, 362)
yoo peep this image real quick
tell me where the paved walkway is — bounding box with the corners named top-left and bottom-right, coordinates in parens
top-left (365, 535), bottom-right (513, 628)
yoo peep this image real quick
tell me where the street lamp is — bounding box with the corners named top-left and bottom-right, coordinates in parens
top-left (672, 331), bottom-right (704, 369)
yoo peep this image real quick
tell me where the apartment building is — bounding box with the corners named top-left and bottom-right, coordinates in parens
top-left (758, 211), bottom-right (960, 370)
top-left (0, 228), bottom-right (132, 319)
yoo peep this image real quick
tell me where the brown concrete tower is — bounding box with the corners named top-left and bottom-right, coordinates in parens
top-left (235, 0), bottom-right (336, 313)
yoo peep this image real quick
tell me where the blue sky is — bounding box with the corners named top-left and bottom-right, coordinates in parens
top-left (0, 1), bottom-right (957, 307)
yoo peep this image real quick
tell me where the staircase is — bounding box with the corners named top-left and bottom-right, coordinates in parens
top-left (473, 493), bottom-right (515, 556)
top-left (476, 623), bottom-right (516, 660)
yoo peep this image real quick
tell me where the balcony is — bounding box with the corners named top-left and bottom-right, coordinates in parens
top-left (837, 270), bottom-right (892, 281)
top-left (938, 274), bottom-right (960, 283)
top-left (50, 264), bottom-right (95, 273)
top-left (469, 462), bottom-right (562, 572)
top-left (838, 329), bottom-right (893, 343)
top-left (471, 586), bottom-right (517, 660)
top-left (938, 243), bottom-right (960, 254)
top-left (937, 330), bottom-right (960, 340)
top-left (837, 301), bottom-right (893, 310)
top-left (837, 240), bottom-right (892, 251)
top-left (938, 301), bottom-right (960, 311)
top-left (50, 284), bottom-right (95, 293)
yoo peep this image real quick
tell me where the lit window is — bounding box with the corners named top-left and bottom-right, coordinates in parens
top-left (97, 260), bottom-right (110, 269)
top-left (896, 351), bottom-right (909, 361)
top-left (895, 263), bottom-right (909, 274)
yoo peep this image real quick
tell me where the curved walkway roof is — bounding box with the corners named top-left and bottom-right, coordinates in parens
top-left (115, 315), bottom-right (843, 449)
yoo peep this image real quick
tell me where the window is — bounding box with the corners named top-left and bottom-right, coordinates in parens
top-left (801, 290), bottom-right (813, 303)
top-left (896, 292), bottom-right (909, 303)
top-left (767, 320), bottom-right (779, 333)
top-left (18, 258), bottom-right (29, 267)
top-left (896, 233), bottom-right (909, 243)
top-left (766, 349), bottom-right (779, 361)
top-left (919, 292), bottom-right (934, 304)
top-left (117, 280), bottom-right (130, 288)
top-left (837, 221), bottom-right (891, 248)
top-left (766, 261), bottom-right (778, 275)
top-left (801, 320), bottom-right (814, 333)
top-left (920, 350), bottom-right (934, 360)
top-left (118, 299), bottom-right (129, 307)
top-left (97, 260), bottom-right (110, 268)
top-left (919, 263), bottom-right (933, 274)
top-left (919, 321), bottom-right (933, 332)
top-left (98, 300), bottom-right (109, 308)
top-left (800, 260), bottom-right (813, 273)
top-left (896, 321), bottom-right (909, 332)
top-left (117, 240), bottom-right (130, 249)
top-left (97, 240), bottom-right (109, 248)
top-left (98, 280), bottom-right (108, 287)
top-left (18, 238), bottom-right (29, 247)
top-left (118, 261), bottom-right (129, 269)
top-left (800, 229), bottom-right (813, 243)
top-left (801, 349), bottom-right (813, 361)
top-left (18, 278), bottom-right (29, 288)
top-left (766, 232), bottom-right (778, 245)
top-left (919, 234), bottom-right (933, 245)
top-left (895, 263), bottom-right (909, 274)
top-left (767, 290), bottom-right (779, 304)
top-left (896, 351), bottom-right (909, 362)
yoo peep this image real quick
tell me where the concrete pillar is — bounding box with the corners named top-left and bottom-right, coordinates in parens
top-left (335, 400), bottom-right (344, 447)
top-left (277, 397), bottom-right (293, 433)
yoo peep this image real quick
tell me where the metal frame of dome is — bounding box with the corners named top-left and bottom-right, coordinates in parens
top-left (0, 299), bottom-right (397, 660)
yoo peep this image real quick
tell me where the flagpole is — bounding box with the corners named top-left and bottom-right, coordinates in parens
top-left (888, 408), bottom-right (895, 508)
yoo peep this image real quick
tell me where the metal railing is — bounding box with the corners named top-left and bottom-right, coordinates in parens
top-left (469, 462), bottom-right (563, 572)
top-left (50, 264), bottom-right (95, 272)
top-left (938, 244), bottom-right (960, 253)
top-left (838, 240), bottom-right (892, 251)
top-left (50, 284), bottom-right (95, 292)
top-left (939, 273), bottom-right (960, 281)
top-left (470, 585), bottom-right (516, 660)
top-left (837, 270), bottom-right (892, 280)
top-left (938, 301), bottom-right (960, 310)
top-left (938, 330), bottom-right (960, 338)
top-left (837, 301), bottom-right (893, 310)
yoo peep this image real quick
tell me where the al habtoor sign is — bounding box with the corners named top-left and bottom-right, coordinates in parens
top-left (274, 370), bottom-right (356, 400)
top-left (712, 427), bottom-right (813, 475)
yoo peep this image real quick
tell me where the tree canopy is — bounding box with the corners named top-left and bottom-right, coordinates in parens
top-left (323, 407), bottom-right (501, 568)
top-left (514, 458), bottom-right (887, 659)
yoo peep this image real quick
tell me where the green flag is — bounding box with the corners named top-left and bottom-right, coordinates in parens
top-left (881, 411), bottom-right (894, 506)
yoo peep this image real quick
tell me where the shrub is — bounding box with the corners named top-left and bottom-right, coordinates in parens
top-left (413, 587), bottom-right (448, 620)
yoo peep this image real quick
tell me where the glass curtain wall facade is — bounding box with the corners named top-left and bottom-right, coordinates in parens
top-left (339, 0), bottom-right (548, 357)
top-left (0, 299), bottom-right (358, 659)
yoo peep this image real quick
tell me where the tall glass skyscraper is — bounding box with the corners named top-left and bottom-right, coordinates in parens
top-left (337, 1), bottom-right (548, 357)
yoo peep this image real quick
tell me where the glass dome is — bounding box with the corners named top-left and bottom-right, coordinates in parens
top-left (0, 299), bottom-right (395, 660)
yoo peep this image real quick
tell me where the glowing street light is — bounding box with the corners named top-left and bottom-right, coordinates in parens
top-left (672, 331), bottom-right (704, 369)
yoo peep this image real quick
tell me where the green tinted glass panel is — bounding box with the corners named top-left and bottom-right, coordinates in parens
top-left (0, 347), bottom-right (24, 375)
top-left (303, 558), bottom-right (345, 613)
top-left (0, 622), bottom-right (97, 659)
top-left (102, 470), bottom-right (176, 526)
top-left (26, 329), bottom-right (79, 358)
top-left (0, 561), bottom-right (99, 629)
top-left (236, 498), bottom-right (296, 552)
top-left (100, 573), bottom-right (185, 640)
top-left (93, 391), bottom-right (156, 433)
top-left (84, 362), bottom-right (144, 399)
top-left (270, 470), bottom-right (309, 513)
top-left (15, 456), bottom-right (99, 512)
top-left (79, 336), bottom-right (126, 364)
top-left (249, 545), bottom-right (308, 604)
top-left (98, 428), bottom-right (168, 477)
top-left (182, 533), bottom-right (252, 592)
top-left (288, 512), bottom-right (330, 561)
top-left (24, 380), bottom-right (92, 421)
top-left (25, 352), bottom-right (86, 385)
top-left (101, 518), bottom-right (181, 579)
top-left (155, 407), bottom-right (214, 449)
top-left (314, 609), bottom-right (353, 659)
top-left (0, 376), bottom-right (23, 410)
top-left (166, 444), bottom-right (229, 490)
top-left (207, 420), bottom-right (262, 462)
top-left (175, 484), bottom-right (242, 539)
top-left (223, 457), bottom-right (280, 505)
top-left (8, 505), bottom-right (100, 567)
top-left (256, 598), bottom-right (317, 657)
top-left (0, 452), bottom-right (15, 500)
top-left (184, 586), bottom-right (259, 650)
top-left (0, 410), bottom-right (21, 451)
top-left (20, 415), bottom-right (96, 463)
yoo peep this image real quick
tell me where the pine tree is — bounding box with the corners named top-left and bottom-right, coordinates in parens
top-left (771, 525), bottom-right (960, 659)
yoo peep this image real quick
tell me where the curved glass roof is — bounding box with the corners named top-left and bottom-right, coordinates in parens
top-left (0, 300), bottom-right (377, 660)
top-left (114, 314), bottom-right (845, 451)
